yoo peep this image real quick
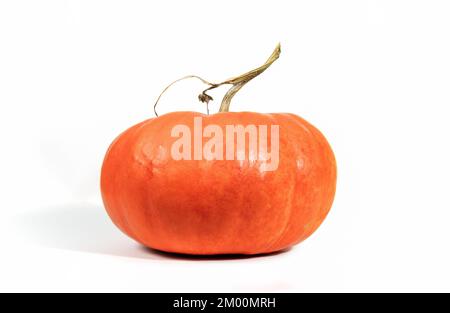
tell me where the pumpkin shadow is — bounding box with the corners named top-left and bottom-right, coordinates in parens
top-left (144, 247), bottom-right (292, 261)
top-left (16, 203), bottom-right (290, 261)
top-left (16, 203), bottom-right (160, 260)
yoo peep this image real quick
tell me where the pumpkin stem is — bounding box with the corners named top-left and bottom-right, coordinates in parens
top-left (153, 44), bottom-right (281, 116)
top-left (217, 43), bottom-right (281, 112)
top-left (153, 75), bottom-right (217, 117)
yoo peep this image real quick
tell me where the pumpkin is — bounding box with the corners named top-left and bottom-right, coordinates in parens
top-left (101, 45), bottom-right (337, 255)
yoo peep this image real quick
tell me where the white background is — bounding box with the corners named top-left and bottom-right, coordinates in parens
top-left (1, 0), bottom-right (449, 293)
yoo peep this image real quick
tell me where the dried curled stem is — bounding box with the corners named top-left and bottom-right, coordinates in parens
top-left (153, 75), bottom-right (217, 117)
top-left (153, 44), bottom-right (281, 117)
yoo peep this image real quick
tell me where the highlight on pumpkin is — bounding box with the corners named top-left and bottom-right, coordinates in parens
top-left (170, 117), bottom-right (280, 172)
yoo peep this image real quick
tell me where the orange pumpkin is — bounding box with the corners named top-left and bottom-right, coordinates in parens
top-left (100, 45), bottom-right (337, 255)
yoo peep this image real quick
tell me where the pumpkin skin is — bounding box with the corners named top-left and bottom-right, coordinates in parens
top-left (101, 111), bottom-right (337, 255)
